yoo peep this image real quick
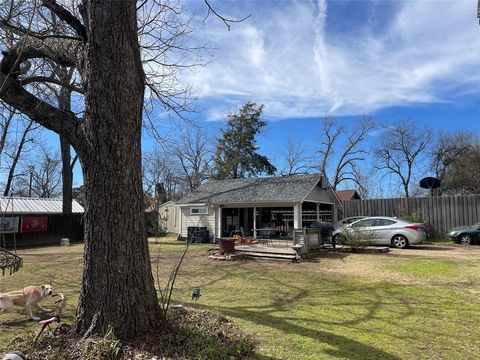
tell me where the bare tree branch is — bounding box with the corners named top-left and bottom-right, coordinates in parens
top-left (41, 0), bottom-right (87, 42)
top-left (0, 71), bottom-right (83, 151)
top-left (203, 0), bottom-right (251, 31)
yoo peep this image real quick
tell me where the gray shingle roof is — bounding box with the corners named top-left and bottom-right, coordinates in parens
top-left (0, 197), bottom-right (84, 214)
top-left (177, 174), bottom-right (322, 205)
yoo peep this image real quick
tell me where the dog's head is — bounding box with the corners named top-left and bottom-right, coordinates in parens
top-left (41, 285), bottom-right (54, 296)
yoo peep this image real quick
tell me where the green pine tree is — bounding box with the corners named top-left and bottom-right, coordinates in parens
top-left (214, 102), bottom-right (276, 179)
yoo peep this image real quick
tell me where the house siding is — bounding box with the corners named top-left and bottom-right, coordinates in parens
top-left (158, 202), bottom-right (179, 234)
top-left (179, 206), bottom-right (217, 240)
top-left (304, 185), bottom-right (334, 203)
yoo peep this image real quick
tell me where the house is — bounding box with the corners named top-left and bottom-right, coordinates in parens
top-left (175, 173), bottom-right (341, 241)
top-left (0, 197), bottom-right (84, 247)
top-left (336, 189), bottom-right (361, 201)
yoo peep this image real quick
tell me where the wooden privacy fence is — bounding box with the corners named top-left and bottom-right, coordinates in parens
top-left (342, 195), bottom-right (480, 238)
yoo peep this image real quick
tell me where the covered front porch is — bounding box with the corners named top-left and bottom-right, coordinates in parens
top-left (217, 201), bottom-right (336, 241)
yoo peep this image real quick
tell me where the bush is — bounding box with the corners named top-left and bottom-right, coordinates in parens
top-left (400, 211), bottom-right (431, 238)
top-left (338, 227), bottom-right (376, 248)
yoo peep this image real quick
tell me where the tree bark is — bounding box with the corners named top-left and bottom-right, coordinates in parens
top-left (0, 0), bottom-right (161, 339)
top-left (57, 73), bottom-right (74, 215)
top-left (60, 135), bottom-right (73, 214)
top-left (74, 0), bottom-right (161, 339)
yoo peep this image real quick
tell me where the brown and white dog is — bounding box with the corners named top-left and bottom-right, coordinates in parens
top-left (0, 285), bottom-right (53, 323)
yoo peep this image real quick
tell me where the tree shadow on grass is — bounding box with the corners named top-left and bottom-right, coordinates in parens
top-left (204, 303), bottom-right (401, 360)
top-left (186, 274), bottom-right (405, 359)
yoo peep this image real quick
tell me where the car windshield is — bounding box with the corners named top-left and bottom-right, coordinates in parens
top-left (472, 222), bottom-right (480, 228)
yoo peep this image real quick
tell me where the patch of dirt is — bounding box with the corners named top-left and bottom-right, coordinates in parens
top-left (17, 307), bottom-right (256, 360)
top-left (389, 243), bottom-right (480, 261)
top-left (298, 243), bottom-right (480, 285)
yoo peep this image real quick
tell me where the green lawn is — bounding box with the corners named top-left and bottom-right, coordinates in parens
top-left (1, 239), bottom-right (480, 359)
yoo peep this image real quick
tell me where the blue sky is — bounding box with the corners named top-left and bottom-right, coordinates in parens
top-left (71, 0), bottom-right (480, 193)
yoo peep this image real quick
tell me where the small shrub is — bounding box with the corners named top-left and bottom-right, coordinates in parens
top-left (85, 325), bottom-right (123, 360)
top-left (339, 227), bottom-right (376, 248)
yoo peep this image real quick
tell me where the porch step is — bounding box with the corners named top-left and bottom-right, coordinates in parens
top-left (236, 251), bottom-right (296, 260)
top-left (234, 245), bottom-right (295, 255)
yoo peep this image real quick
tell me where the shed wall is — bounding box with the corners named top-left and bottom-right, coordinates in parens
top-left (2, 214), bottom-right (83, 248)
top-left (159, 202), bottom-right (179, 234)
top-left (179, 206), bottom-right (217, 239)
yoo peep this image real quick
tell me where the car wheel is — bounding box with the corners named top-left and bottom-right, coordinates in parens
top-left (459, 234), bottom-right (472, 245)
top-left (391, 235), bottom-right (409, 249)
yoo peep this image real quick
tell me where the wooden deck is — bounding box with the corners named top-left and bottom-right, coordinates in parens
top-left (233, 243), bottom-right (297, 260)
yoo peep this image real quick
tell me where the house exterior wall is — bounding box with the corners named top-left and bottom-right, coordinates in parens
top-left (303, 185), bottom-right (334, 203)
top-left (179, 205), bottom-right (217, 240)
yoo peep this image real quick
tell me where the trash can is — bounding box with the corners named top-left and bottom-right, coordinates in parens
top-left (219, 238), bottom-right (235, 254)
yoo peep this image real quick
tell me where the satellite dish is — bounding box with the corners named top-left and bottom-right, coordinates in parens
top-left (419, 177), bottom-right (441, 190)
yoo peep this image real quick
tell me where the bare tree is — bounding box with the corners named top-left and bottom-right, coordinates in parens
top-left (143, 148), bottom-right (182, 202)
top-left (430, 130), bottom-right (475, 194)
top-left (279, 136), bottom-right (313, 175)
top-left (317, 116), bottom-right (375, 190)
top-left (374, 120), bottom-right (432, 198)
top-left (0, 0), bottom-right (247, 339)
top-left (14, 146), bottom-right (62, 198)
top-left (318, 117), bottom-right (342, 176)
top-left (2, 117), bottom-right (37, 196)
top-left (0, 0), bottom-right (161, 338)
top-left (0, 102), bottom-right (16, 156)
top-left (172, 128), bottom-right (213, 191)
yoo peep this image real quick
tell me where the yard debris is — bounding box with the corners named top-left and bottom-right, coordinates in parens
top-left (14, 307), bottom-right (256, 360)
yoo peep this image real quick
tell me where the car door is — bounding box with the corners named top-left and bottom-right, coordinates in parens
top-left (350, 218), bottom-right (378, 243)
top-left (371, 219), bottom-right (397, 245)
top-left (473, 225), bottom-right (480, 243)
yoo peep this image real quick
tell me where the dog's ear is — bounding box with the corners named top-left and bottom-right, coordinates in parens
top-left (41, 285), bottom-right (45, 290)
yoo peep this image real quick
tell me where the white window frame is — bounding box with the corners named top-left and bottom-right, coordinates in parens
top-left (190, 206), bottom-right (208, 215)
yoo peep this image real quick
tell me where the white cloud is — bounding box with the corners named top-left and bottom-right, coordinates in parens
top-left (183, 0), bottom-right (480, 120)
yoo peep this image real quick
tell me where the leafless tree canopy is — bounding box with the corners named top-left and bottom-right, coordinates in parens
top-left (374, 120), bottom-right (432, 198)
top-left (317, 116), bottom-right (375, 190)
top-left (279, 136), bottom-right (313, 176)
top-left (13, 145), bottom-right (62, 197)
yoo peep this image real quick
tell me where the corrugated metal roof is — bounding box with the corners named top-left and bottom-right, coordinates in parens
top-left (176, 174), bottom-right (324, 205)
top-left (0, 197), bottom-right (84, 215)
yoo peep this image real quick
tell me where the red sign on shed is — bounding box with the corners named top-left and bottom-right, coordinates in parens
top-left (21, 216), bottom-right (48, 233)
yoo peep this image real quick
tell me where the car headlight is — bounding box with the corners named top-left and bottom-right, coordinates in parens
top-left (448, 231), bottom-right (457, 237)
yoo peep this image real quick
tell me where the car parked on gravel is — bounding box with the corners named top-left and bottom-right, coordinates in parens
top-left (333, 216), bottom-right (426, 249)
top-left (448, 223), bottom-right (480, 245)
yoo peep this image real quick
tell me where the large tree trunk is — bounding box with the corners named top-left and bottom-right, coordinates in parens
top-left (74, 1), bottom-right (160, 338)
top-left (60, 135), bottom-right (73, 214)
top-left (57, 67), bottom-right (75, 215)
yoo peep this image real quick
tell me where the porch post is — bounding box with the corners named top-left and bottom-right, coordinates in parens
top-left (253, 206), bottom-right (257, 239)
top-left (294, 203), bottom-right (302, 229)
top-left (333, 203), bottom-right (338, 222)
top-left (217, 206), bottom-right (222, 240)
top-left (316, 203), bottom-right (320, 222)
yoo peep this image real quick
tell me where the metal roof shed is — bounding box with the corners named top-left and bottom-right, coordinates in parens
top-left (0, 197), bottom-right (84, 215)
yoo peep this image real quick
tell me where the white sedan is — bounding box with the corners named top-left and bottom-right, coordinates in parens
top-left (333, 217), bottom-right (426, 249)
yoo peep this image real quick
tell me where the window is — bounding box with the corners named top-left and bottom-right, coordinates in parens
top-left (190, 207), bottom-right (208, 215)
top-left (352, 219), bottom-right (376, 228)
top-left (374, 219), bottom-right (396, 226)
